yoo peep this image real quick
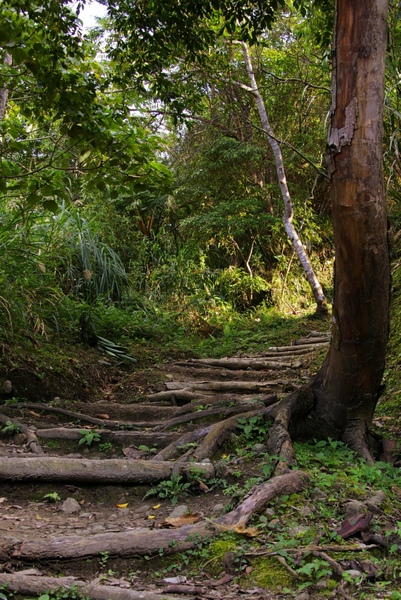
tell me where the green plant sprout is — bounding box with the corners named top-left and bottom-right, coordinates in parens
top-left (78, 429), bottom-right (101, 446)
top-left (143, 474), bottom-right (191, 504)
top-left (43, 492), bottom-right (61, 503)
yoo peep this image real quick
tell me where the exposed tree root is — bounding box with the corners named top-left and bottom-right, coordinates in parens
top-left (35, 427), bottom-right (179, 448)
top-left (0, 456), bottom-right (215, 483)
top-left (192, 409), bottom-right (268, 461)
top-left (181, 357), bottom-right (300, 370)
top-left (342, 420), bottom-right (375, 464)
top-left (152, 427), bottom-right (211, 461)
top-left (164, 380), bottom-right (278, 393)
top-left (173, 393), bottom-right (278, 415)
top-left (155, 403), bottom-right (264, 431)
top-left (2, 403), bottom-right (122, 428)
top-left (0, 572), bottom-right (188, 600)
top-left (0, 413), bottom-right (44, 455)
top-left (2, 471), bottom-right (308, 561)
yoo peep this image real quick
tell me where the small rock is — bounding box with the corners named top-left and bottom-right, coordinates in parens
top-left (365, 490), bottom-right (386, 509)
top-left (211, 503), bottom-right (225, 514)
top-left (61, 497), bottom-right (81, 514)
top-left (163, 576), bottom-right (187, 584)
top-left (343, 569), bottom-right (362, 581)
top-left (295, 593), bottom-right (310, 600)
top-left (136, 504), bottom-right (151, 515)
top-left (288, 525), bottom-right (309, 537)
top-left (79, 512), bottom-right (93, 518)
top-left (300, 506), bottom-right (313, 517)
top-left (266, 518), bottom-right (280, 530)
top-left (343, 499), bottom-right (366, 519)
top-left (168, 504), bottom-right (188, 518)
top-left (314, 490), bottom-right (328, 501)
top-left (253, 443), bottom-right (268, 453)
top-left (116, 508), bottom-right (130, 515)
top-left (2, 380), bottom-right (12, 394)
top-left (316, 579), bottom-right (328, 589)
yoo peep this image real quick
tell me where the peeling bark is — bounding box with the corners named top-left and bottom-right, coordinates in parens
top-left (264, 0), bottom-right (390, 461)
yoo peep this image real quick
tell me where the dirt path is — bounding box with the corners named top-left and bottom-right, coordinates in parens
top-left (0, 334), bottom-right (329, 599)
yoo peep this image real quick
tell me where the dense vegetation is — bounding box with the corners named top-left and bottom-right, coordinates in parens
top-left (1, 1), bottom-right (401, 598)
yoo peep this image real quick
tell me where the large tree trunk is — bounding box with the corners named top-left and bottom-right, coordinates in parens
top-left (293, 0), bottom-right (390, 455)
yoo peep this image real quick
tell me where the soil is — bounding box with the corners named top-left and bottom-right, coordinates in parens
top-left (0, 332), bottom-right (374, 600)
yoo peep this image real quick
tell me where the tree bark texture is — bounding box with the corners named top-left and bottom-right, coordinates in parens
top-left (301, 0), bottom-right (390, 448)
top-left (0, 457), bottom-right (215, 483)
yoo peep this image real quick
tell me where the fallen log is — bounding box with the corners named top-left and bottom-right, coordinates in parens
top-left (5, 471), bottom-right (308, 561)
top-left (180, 358), bottom-right (297, 370)
top-left (267, 341), bottom-right (329, 352)
top-left (36, 427), bottom-right (179, 448)
top-left (294, 336), bottom-right (330, 345)
top-left (143, 389), bottom-right (213, 403)
top-left (165, 381), bottom-right (279, 392)
top-left (173, 393), bottom-right (278, 416)
top-left (0, 572), bottom-right (190, 600)
top-left (0, 456), bottom-right (214, 483)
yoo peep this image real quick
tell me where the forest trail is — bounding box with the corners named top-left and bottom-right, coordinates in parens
top-left (0, 334), bottom-right (330, 599)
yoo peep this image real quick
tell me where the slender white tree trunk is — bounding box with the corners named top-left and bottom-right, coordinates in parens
top-left (241, 42), bottom-right (327, 312)
top-left (0, 52), bottom-right (12, 120)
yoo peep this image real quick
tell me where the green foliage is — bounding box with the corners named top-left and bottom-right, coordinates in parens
top-left (236, 414), bottom-right (271, 444)
top-left (78, 429), bottom-right (101, 446)
top-left (143, 474), bottom-right (192, 504)
top-left (43, 492), bottom-right (62, 503)
top-left (34, 586), bottom-right (90, 600)
top-left (0, 420), bottom-right (21, 436)
top-left (104, 0), bottom-right (285, 116)
top-left (54, 208), bottom-right (129, 303)
top-left (99, 442), bottom-right (113, 453)
top-left (138, 444), bottom-right (158, 455)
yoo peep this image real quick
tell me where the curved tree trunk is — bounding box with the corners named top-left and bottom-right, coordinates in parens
top-left (241, 43), bottom-right (327, 314)
top-left (292, 0), bottom-right (390, 456)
